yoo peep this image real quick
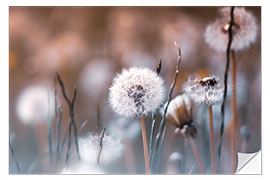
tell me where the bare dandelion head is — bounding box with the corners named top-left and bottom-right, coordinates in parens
top-left (16, 85), bottom-right (54, 124)
top-left (109, 67), bottom-right (165, 117)
top-left (183, 76), bottom-right (224, 106)
top-left (79, 133), bottom-right (124, 165)
top-left (204, 7), bottom-right (258, 52)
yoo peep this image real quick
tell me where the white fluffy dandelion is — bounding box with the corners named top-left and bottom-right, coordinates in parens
top-left (204, 7), bottom-right (258, 52)
top-left (109, 67), bottom-right (165, 117)
top-left (16, 85), bottom-right (54, 124)
top-left (79, 133), bottom-right (124, 165)
top-left (183, 76), bottom-right (224, 106)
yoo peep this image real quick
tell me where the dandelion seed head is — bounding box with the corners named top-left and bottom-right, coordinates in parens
top-left (183, 76), bottom-right (224, 106)
top-left (204, 7), bottom-right (258, 52)
top-left (16, 85), bottom-right (54, 124)
top-left (109, 67), bottom-right (165, 117)
top-left (79, 133), bottom-right (124, 165)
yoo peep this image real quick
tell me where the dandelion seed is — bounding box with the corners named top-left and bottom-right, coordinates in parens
top-left (183, 76), bottom-right (224, 106)
top-left (204, 7), bottom-right (258, 52)
top-left (109, 67), bottom-right (166, 117)
top-left (79, 133), bottom-right (124, 165)
top-left (16, 85), bottom-right (54, 124)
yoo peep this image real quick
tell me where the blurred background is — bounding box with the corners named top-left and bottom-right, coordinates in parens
top-left (9, 6), bottom-right (261, 174)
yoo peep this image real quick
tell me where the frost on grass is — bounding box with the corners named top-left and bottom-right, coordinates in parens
top-left (109, 67), bottom-right (166, 117)
top-left (204, 7), bottom-right (258, 52)
top-left (79, 133), bottom-right (124, 165)
top-left (16, 85), bottom-right (55, 124)
top-left (183, 76), bottom-right (224, 106)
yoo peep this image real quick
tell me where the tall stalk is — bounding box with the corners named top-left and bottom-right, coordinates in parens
top-left (208, 105), bottom-right (216, 173)
top-left (231, 50), bottom-right (237, 173)
top-left (140, 115), bottom-right (150, 174)
top-left (188, 137), bottom-right (205, 174)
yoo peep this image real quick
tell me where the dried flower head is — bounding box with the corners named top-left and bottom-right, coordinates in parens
top-left (16, 85), bottom-right (54, 124)
top-left (79, 133), bottom-right (124, 165)
top-left (183, 76), bottom-right (224, 106)
top-left (165, 94), bottom-right (197, 138)
top-left (109, 67), bottom-right (165, 117)
top-left (204, 7), bottom-right (258, 52)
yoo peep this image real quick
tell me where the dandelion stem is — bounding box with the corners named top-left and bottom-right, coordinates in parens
top-left (208, 105), bottom-right (216, 174)
top-left (231, 50), bottom-right (237, 173)
top-left (188, 136), bottom-right (205, 174)
top-left (218, 6), bottom-right (235, 172)
top-left (140, 115), bottom-right (150, 174)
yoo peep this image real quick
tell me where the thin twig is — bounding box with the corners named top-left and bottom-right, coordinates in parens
top-left (97, 126), bottom-right (106, 165)
top-left (149, 59), bottom-right (162, 162)
top-left (56, 103), bottom-right (63, 160)
top-left (151, 41), bottom-right (182, 172)
top-left (9, 139), bottom-right (20, 173)
top-left (78, 120), bottom-right (88, 132)
top-left (218, 6), bottom-right (235, 171)
top-left (56, 73), bottom-right (80, 165)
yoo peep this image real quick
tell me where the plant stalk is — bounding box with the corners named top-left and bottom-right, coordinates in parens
top-left (140, 115), bottom-right (150, 174)
top-left (231, 50), bottom-right (237, 173)
top-left (188, 137), bottom-right (205, 174)
top-left (208, 105), bottom-right (216, 173)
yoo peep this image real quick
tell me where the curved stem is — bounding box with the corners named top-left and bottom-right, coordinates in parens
top-left (140, 116), bottom-right (150, 174)
top-left (208, 105), bottom-right (216, 173)
top-left (231, 50), bottom-right (237, 173)
top-left (188, 137), bottom-right (205, 174)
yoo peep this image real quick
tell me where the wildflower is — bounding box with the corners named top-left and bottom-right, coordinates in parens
top-left (108, 117), bottom-right (141, 141)
top-left (183, 76), bottom-right (224, 106)
top-left (79, 133), bottom-right (124, 165)
top-left (109, 67), bottom-right (165, 117)
top-left (165, 94), bottom-right (197, 138)
top-left (16, 85), bottom-right (54, 124)
top-left (204, 7), bottom-right (258, 52)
